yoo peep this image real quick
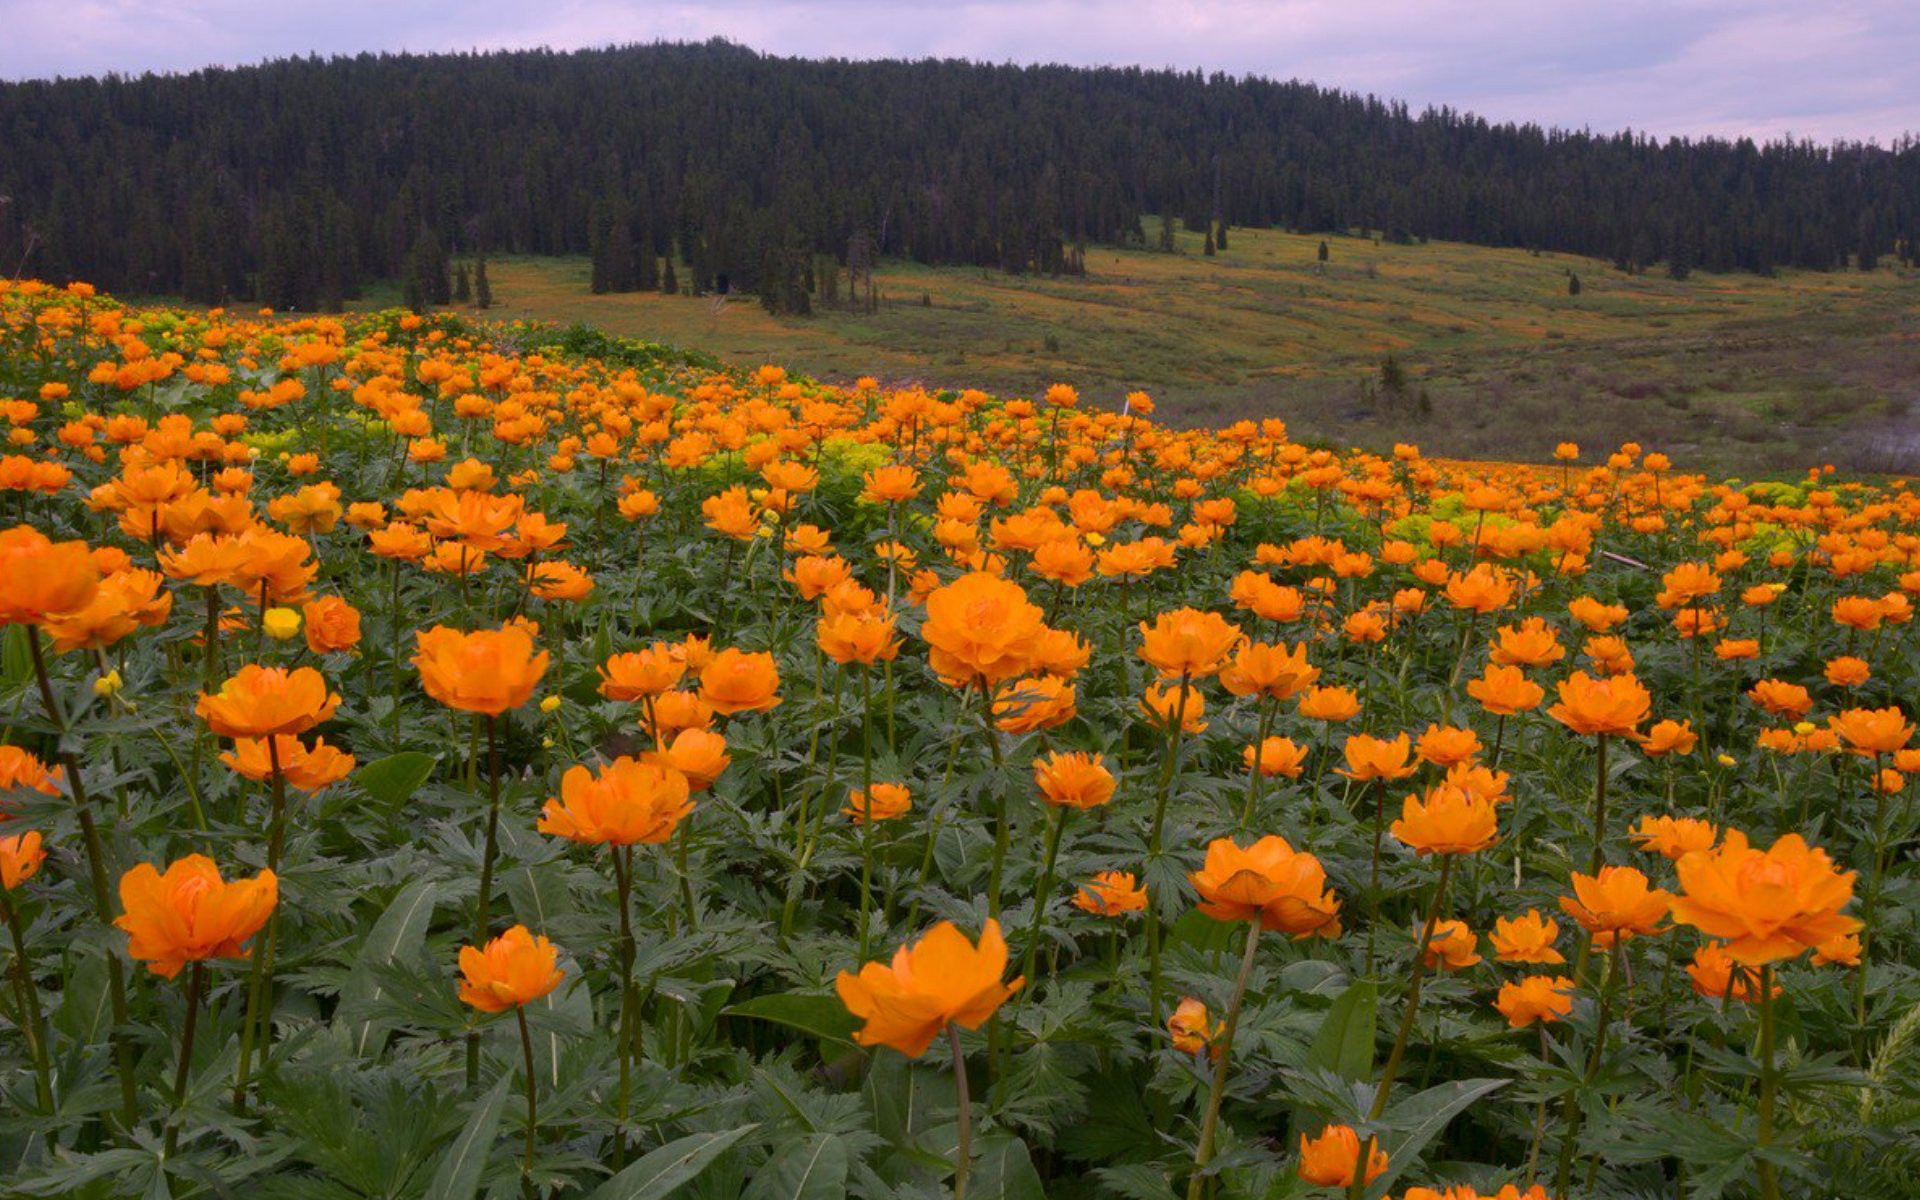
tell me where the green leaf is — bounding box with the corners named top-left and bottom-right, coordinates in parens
top-left (726, 992), bottom-right (859, 1047)
top-left (341, 878), bottom-right (440, 1055)
top-left (1367, 1077), bottom-right (1510, 1197)
top-left (864, 1052), bottom-right (958, 1146)
top-left (739, 1133), bottom-right (849, 1200)
top-left (354, 752), bottom-right (438, 808)
top-left (585, 1125), bottom-right (759, 1200)
top-left (1307, 980), bottom-right (1377, 1081)
top-left (422, 1075), bottom-right (511, 1200)
top-left (53, 947), bottom-right (111, 1044)
top-left (971, 1133), bottom-right (1046, 1200)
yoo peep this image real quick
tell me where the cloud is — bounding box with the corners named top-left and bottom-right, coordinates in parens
top-left (1, 0), bottom-right (1914, 142)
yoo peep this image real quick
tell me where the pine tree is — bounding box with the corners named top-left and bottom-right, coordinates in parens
top-left (1215, 220), bottom-right (1228, 250)
top-left (453, 262), bottom-right (472, 303)
top-left (661, 257), bottom-right (678, 295)
top-left (474, 256), bottom-right (493, 309)
top-left (1568, 272), bottom-right (1581, 296)
top-left (1158, 212), bottom-right (1176, 253)
top-left (1318, 240), bottom-right (1329, 262)
top-left (1204, 228), bottom-right (1216, 256)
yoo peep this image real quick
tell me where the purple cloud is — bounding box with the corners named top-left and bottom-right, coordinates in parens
top-left (2, 0), bottom-right (1914, 142)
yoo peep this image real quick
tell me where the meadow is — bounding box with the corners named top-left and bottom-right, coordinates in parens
top-left (425, 226), bottom-right (1920, 475)
top-left (0, 277), bottom-right (1917, 1200)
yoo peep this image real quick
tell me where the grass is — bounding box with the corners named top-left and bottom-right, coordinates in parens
top-left (390, 224), bottom-right (1920, 473)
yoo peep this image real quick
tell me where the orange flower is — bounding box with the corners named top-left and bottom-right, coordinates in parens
top-left (1297, 684), bottom-right (1360, 723)
top-left (1244, 736), bottom-right (1308, 778)
top-left (1812, 932), bottom-right (1861, 967)
top-left (1490, 910), bottom-right (1565, 964)
top-left (0, 525), bottom-right (99, 625)
top-left (1830, 595), bottom-right (1884, 631)
top-left (1136, 607), bottom-right (1244, 679)
top-left (598, 644), bottom-right (687, 700)
top-left (1669, 829), bottom-right (1861, 965)
top-left (651, 729), bottom-right (731, 792)
top-left (1, 831), bottom-right (46, 890)
top-left (1297, 1125), bottom-right (1387, 1188)
top-left (1686, 942), bottom-right (1773, 1003)
top-left (1639, 719), bottom-right (1697, 757)
top-left (993, 675), bottom-right (1077, 733)
top-left (1415, 724), bottom-right (1482, 769)
top-left (1444, 563), bottom-right (1514, 614)
top-left (817, 611), bottom-right (902, 666)
top-left (644, 690), bottom-right (715, 740)
top-left (457, 924), bottom-right (565, 1012)
top-left (860, 464), bottom-right (922, 505)
top-left (1547, 671), bottom-right (1651, 737)
top-left (114, 855), bottom-right (278, 979)
top-left (219, 735), bottom-right (356, 792)
top-left (0, 746), bottom-right (62, 796)
top-left (1567, 595), bottom-right (1627, 632)
top-left (1746, 679), bottom-right (1813, 719)
top-left (414, 624), bottom-right (549, 715)
top-left (834, 920), bottom-right (1025, 1057)
top-left (1217, 640), bottom-right (1318, 699)
top-left (1337, 732), bottom-right (1417, 782)
top-left (1188, 835), bottom-right (1342, 937)
top-left (922, 572), bottom-right (1048, 688)
top-left (1167, 996), bottom-right (1223, 1057)
top-left (538, 757), bottom-right (693, 846)
top-left (1422, 918), bottom-right (1482, 970)
top-left (1391, 784), bottom-right (1499, 855)
top-left (1033, 751), bottom-right (1116, 809)
top-left (196, 664), bottom-right (341, 738)
top-left (1489, 617), bottom-right (1565, 667)
top-left (301, 596), bottom-right (361, 654)
top-left (1495, 975), bottom-right (1575, 1028)
top-left (844, 783), bottom-right (913, 823)
top-left (1074, 870), bottom-right (1147, 917)
top-left (1140, 681), bottom-right (1207, 733)
top-left (1559, 866), bottom-right (1671, 940)
top-left (1629, 815), bottom-right (1717, 860)
top-left (698, 648), bottom-right (782, 715)
top-left (1827, 707), bottom-right (1914, 756)
top-left (1823, 656), bottom-right (1871, 688)
top-left (1466, 665), bottom-right (1544, 716)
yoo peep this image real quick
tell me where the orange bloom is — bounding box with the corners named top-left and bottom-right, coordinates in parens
top-left (844, 783), bottom-right (913, 823)
top-left (921, 572), bottom-right (1048, 688)
top-left (1630, 815), bottom-right (1718, 860)
top-left (1746, 679), bottom-right (1813, 719)
top-left (0, 746), bottom-right (62, 797)
top-left (834, 920), bottom-right (1025, 1057)
top-left (1244, 736), bottom-right (1309, 778)
top-left (1823, 656), bottom-right (1871, 688)
top-left (1422, 918), bottom-right (1482, 970)
top-left (1, 831), bottom-right (47, 890)
top-left (301, 596), bottom-right (361, 654)
top-left (0, 525), bottom-right (99, 625)
top-left (457, 924), bottom-right (565, 1012)
top-left (698, 648), bottom-right (782, 715)
top-left (1140, 681), bottom-right (1207, 733)
top-left (817, 611), bottom-right (903, 666)
top-left (1466, 665), bottom-right (1544, 716)
top-left (1812, 932), bottom-right (1861, 968)
top-left (1297, 684), bottom-right (1361, 723)
top-left (1188, 835), bottom-right (1342, 937)
top-left (1444, 563), bottom-right (1514, 614)
top-left (1337, 732), bottom-right (1417, 783)
top-left (1415, 724), bottom-right (1482, 769)
top-left (1489, 617), bottom-right (1565, 668)
top-left (1567, 595), bottom-right (1627, 632)
top-left (992, 675), bottom-right (1077, 734)
top-left (1639, 719), bottom-right (1698, 757)
top-left (1491, 910), bottom-right (1565, 964)
top-left (414, 624), bottom-right (549, 716)
top-left (1167, 996), bottom-right (1223, 1057)
top-left (1827, 707), bottom-right (1914, 756)
top-left (1547, 671), bottom-right (1651, 737)
top-left (598, 644), bottom-right (687, 700)
top-left (538, 757), bottom-right (693, 846)
top-left (1391, 784), bottom-right (1499, 855)
top-left (114, 855), bottom-right (278, 979)
top-left (196, 664), bottom-right (341, 738)
top-left (1217, 640), bottom-right (1318, 699)
top-left (43, 567), bottom-right (172, 653)
top-left (650, 728), bottom-right (731, 792)
top-left (219, 735), bottom-right (356, 792)
top-left (1033, 751), bottom-right (1116, 809)
top-left (1559, 867), bottom-right (1671, 940)
top-left (1669, 830), bottom-right (1861, 965)
top-left (1137, 607), bottom-right (1244, 679)
top-left (1074, 870), bottom-right (1147, 917)
top-left (1495, 975), bottom-right (1575, 1028)
top-left (1686, 942), bottom-right (1773, 1003)
top-left (1297, 1125), bottom-right (1387, 1188)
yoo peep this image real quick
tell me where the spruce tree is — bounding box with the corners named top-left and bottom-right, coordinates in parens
top-left (1568, 272), bottom-right (1581, 296)
top-left (474, 256), bottom-right (492, 309)
top-left (1318, 240), bottom-right (1329, 262)
top-left (661, 258), bottom-right (678, 295)
top-left (453, 262), bottom-right (472, 303)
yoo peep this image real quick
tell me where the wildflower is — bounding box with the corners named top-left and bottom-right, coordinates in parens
top-left (538, 758), bottom-right (693, 846)
top-left (1244, 736), bottom-right (1308, 778)
top-left (844, 783), bottom-right (912, 823)
top-left (921, 572), bottom-right (1048, 688)
top-left (834, 920), bottom-right (1025, 1057)
top-left (302, 596), bottom-right (361, 654)
top-left (698, 649), bottom-right (782, 715)
top-left (1218, 640), bottom-right (1318, 699)
top-left (1670, 830), bottom-right (1860, 965)
top-left (458, 925), bottom-right (565, 1012)
top-left (598, 645), bottom-right (686, 700)
top-left (1466, 665), bottom-right (1544, 716)
top-left (1547, 671), bottom-right (1651, 737)
top-left (1297, 684), bottom-right (1360, 723)
top-left (1391, 784), bottom-right (1499, 855)
top-left (1033, 751), bottom-right (1116, 809)
top-left (1630, 815), bottom-right (1717, 860)
top-left (1074, 870), bottom-right (1147, 917)
top-left (414, 625), bottom-right (549, 715)
top-left (196, 664), bottom-right (341, 738)
top-left (220, 735), bottom-right (355, 792)
top-left (1686, 942), bottom-right (1773, 1003)
top-left (1140, 682), bottom-right (1207, 733)
top-left (1415, 724), bottom-right (1482, 768)
top-left (1491, 910), bottom-right (1565, 964)
top-left (1137, 607), bottom-right (1244, 679)
top-left (1422, 919), bottom-right (1482, 970)
top-left (1297, 1125), bottom-right (1387, 1188)
top-left (114, 855), bottom-right (277, 979)
top-left (1639, 719), bottom-right (1698, 757)
top-left (0, 525), bottom-right (99, 625)
top-left (1167, 997), bottom-right (1222, 1057)
top-left (1827, 707), bottom-right (1914, 756)
top-left (262, 606), bottom-right (301, 640)
top-left (1337, 733), bottom-right (1417, 783)
top-left (1188, 835), bottom-right (1342, 937)
top-left (818, 611), bottom-right (903, 666)
top-left (1747, 679), bottom-right (1813, 719)
top-left (1495, 975), bottom-right (1575, 1027)
top-left (1, 831), bottom-right (47, 889)
top-left (1559, 866), bottom-right (1671, 941)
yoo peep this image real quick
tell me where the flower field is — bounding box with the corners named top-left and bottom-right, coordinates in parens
top-left (1, 278), bottom-right (1917, 1200)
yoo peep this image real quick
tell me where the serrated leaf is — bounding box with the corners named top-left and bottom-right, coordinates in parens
top-left (1366, 1077), bottom-right (1510, 1197)
top-left (585, 1125), bottom-right (758, 1200)
top-left (971, 1133), bottom-right (1045, 1200)
top-left (1307, 979), bottom-right (1377, 1082)
top-left (342, 878), bottom-right (440, 1056)
top-left (422, 1075), bottom-right (511, 1200)
top-left (740, 1133), bottom-right (848, 1200)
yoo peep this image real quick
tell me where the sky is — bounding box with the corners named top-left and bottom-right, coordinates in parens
top-left (2, 0), bottom-right (1915, 144)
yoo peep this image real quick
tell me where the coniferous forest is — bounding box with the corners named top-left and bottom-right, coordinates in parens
top-left (2, 38), bottom-right (1916, 310)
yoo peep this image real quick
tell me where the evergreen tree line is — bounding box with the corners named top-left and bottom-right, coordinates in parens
top-left (1, 38), bottom-right (1915, 310)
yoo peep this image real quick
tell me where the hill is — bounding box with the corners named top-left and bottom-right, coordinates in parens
top-left (3, 39), bottom-right (1917, 311)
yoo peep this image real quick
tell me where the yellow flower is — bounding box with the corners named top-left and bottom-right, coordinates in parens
top-left (539, 695), bottom-right (562, 714)
top-left (94, 669), bottom-right (124, 697)
top-left (262, 607), bottom-right (301, 640)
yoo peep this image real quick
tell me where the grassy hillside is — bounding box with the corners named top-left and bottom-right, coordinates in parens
top-left (398, 225), bottom-right (1920, 472)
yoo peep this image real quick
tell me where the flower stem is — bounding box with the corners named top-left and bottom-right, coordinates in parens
top-left (469, 714), bottom-right (503, 1087)
top-left (1554, 939), bottom-right (1624, 1193)
top-left (165, 962), bottom-right (206, 1158)
top-left (1757, 965), bottom-right (1779, 1200)
top-left (1187, 918), bottom-right (1261, 1200)
top-left (1021, 808), bottom-right (1069, 985)
top-left (235, 744), bottom-right (289, 1110)
top-left (517, 1005), bottom-right (540, 1179)
top-left (0, 886), bottom-right (52, 1110)
top-left (1147, 673), bottom-right (1192, 1027)
top-left (949, 1024), bottom-right (972, 1200)
top-left (611, 845), bottom-right (635, 1169)
top-left (1588, 734), bottom-right (1609, 875)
